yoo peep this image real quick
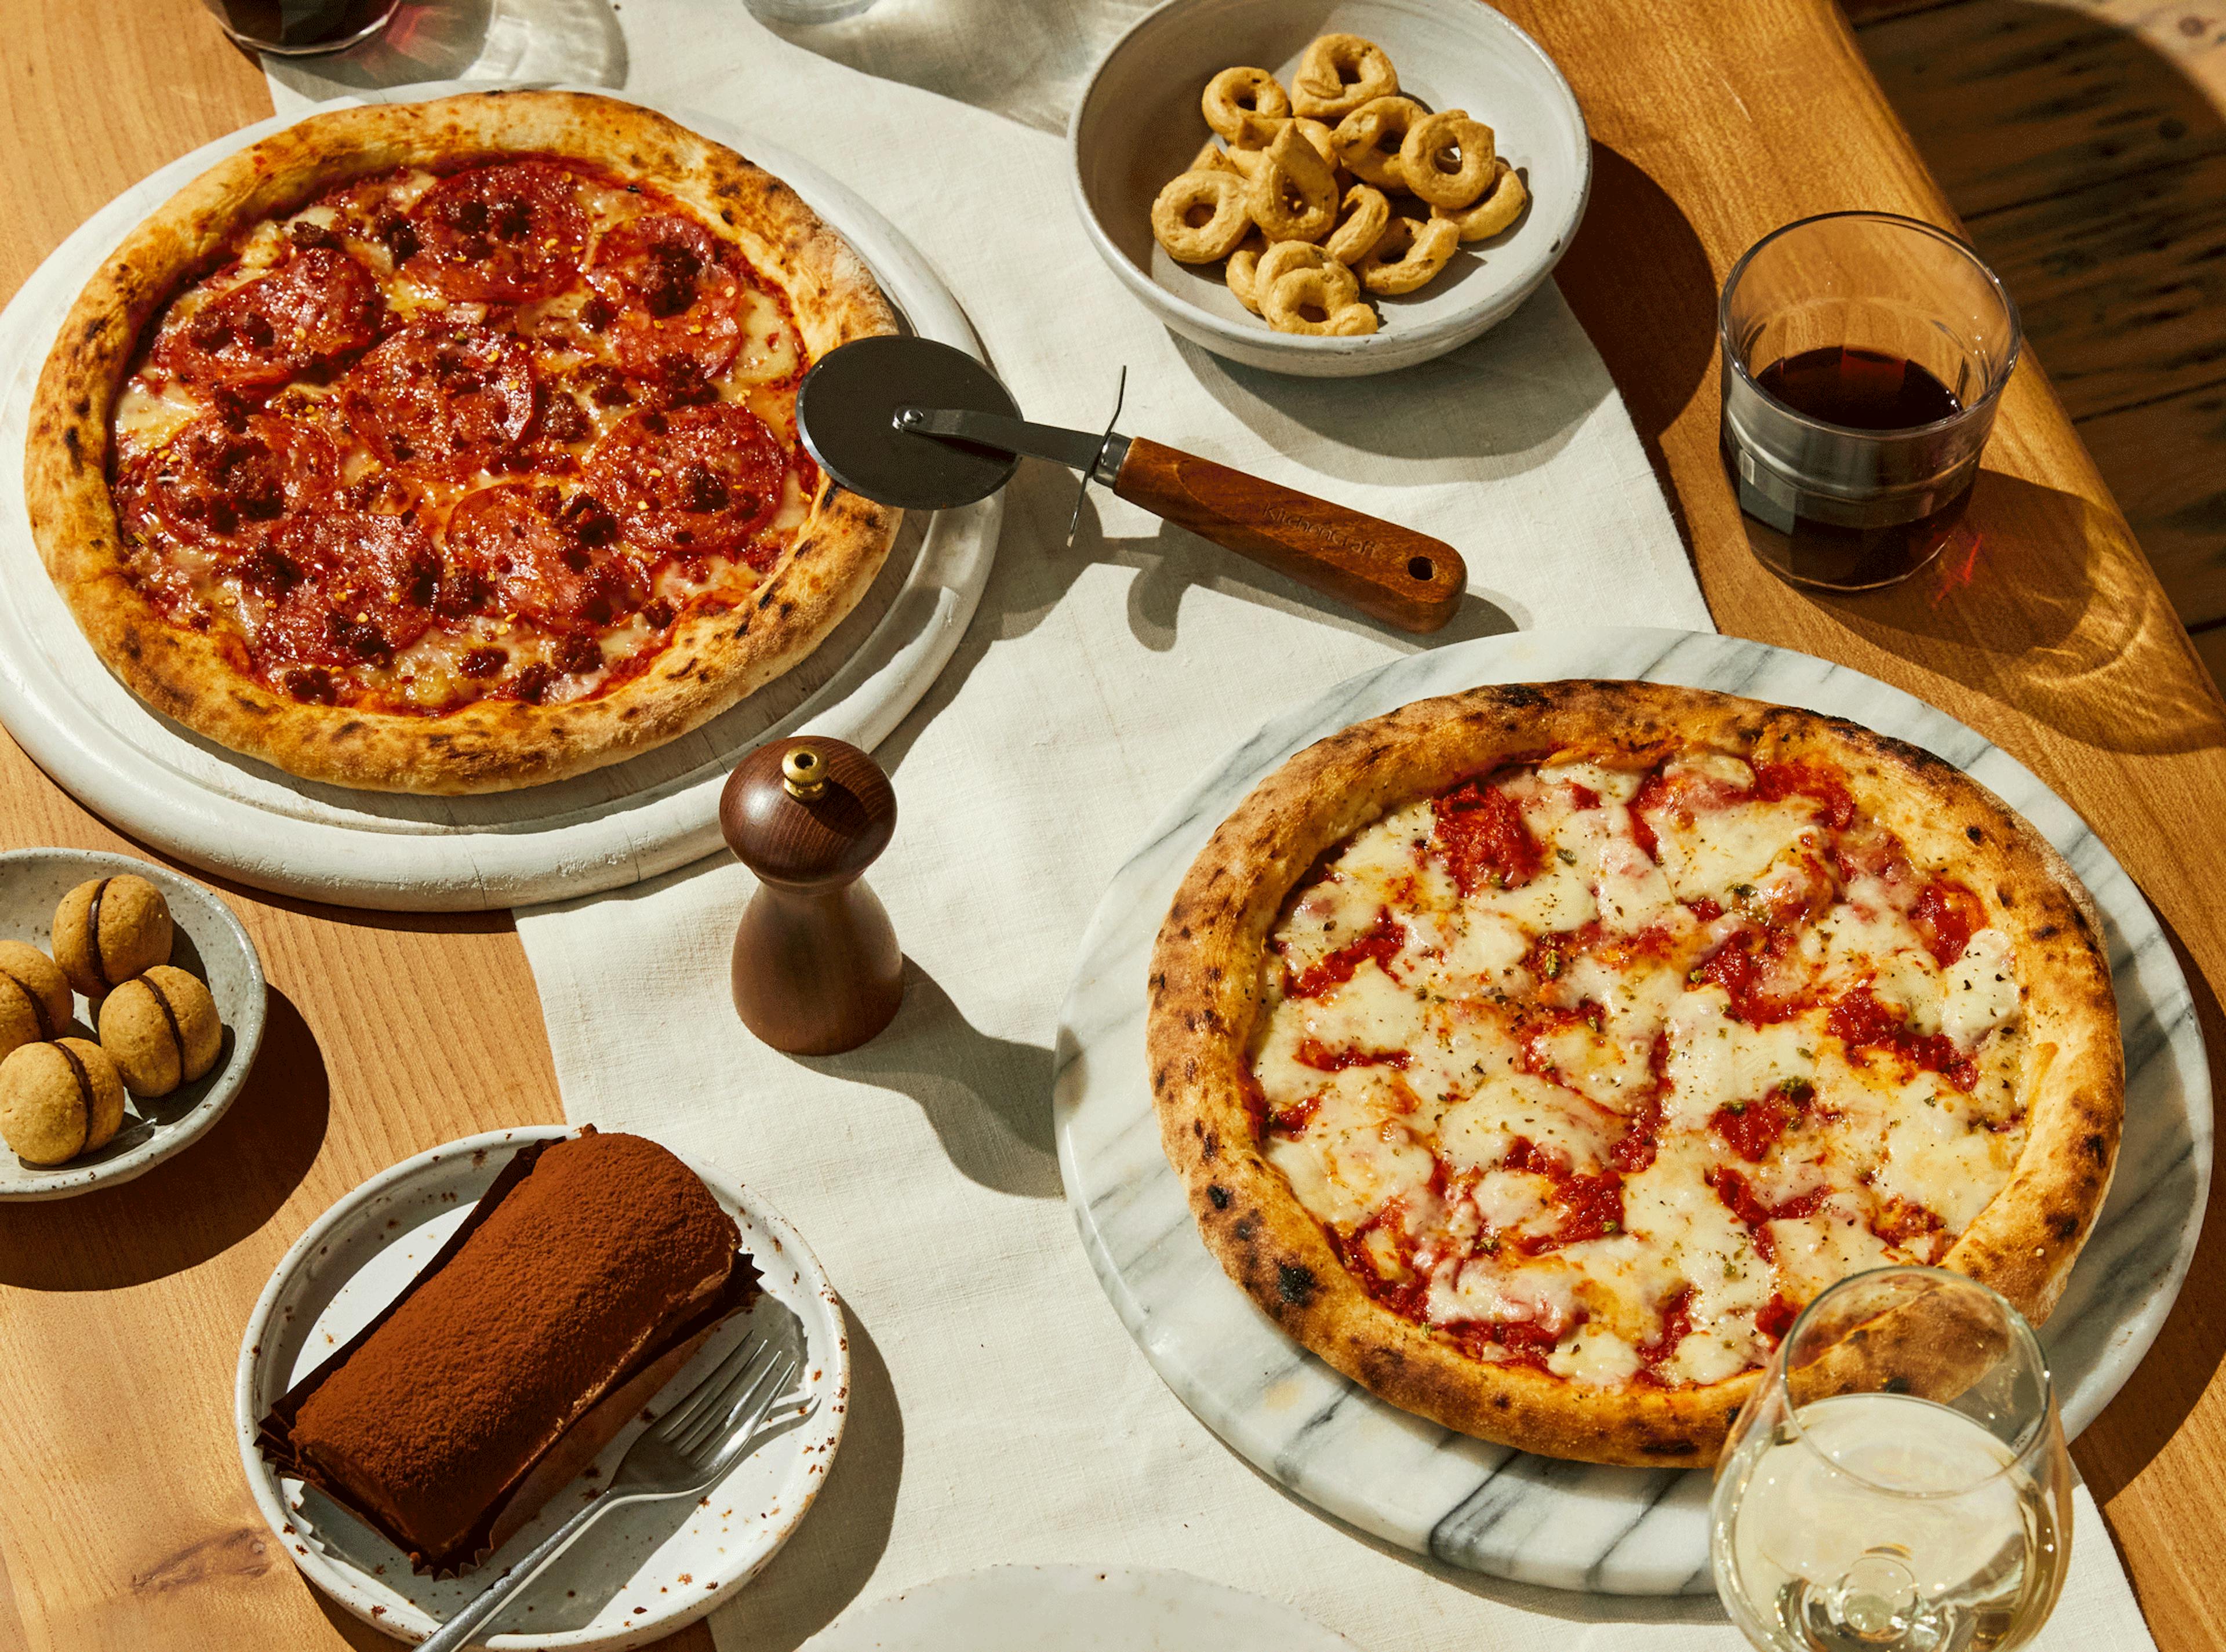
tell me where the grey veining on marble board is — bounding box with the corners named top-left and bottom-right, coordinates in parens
top-left (1050, 627), bottom-right (2212, 1598)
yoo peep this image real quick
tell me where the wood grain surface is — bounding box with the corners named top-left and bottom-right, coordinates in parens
top-left (0, 10), bottom-right (707, 1651)
top-left (0, 2), bottom-right (2220, 1651)
top-left (1111, 436), bottom-right (1468, 634)
top-left (1850, 0), bottom-right (2226, 679)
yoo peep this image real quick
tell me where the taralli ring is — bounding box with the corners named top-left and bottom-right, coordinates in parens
top-left (1225, 232), bottom-right (1271, 314)
top-left (1254, 239), bottom-right (1356, 301)
top-left (1151, 169), bottom-right (1254, 263)
top-left (1399, 110), bottom-right (1496, 209)
top-left (1247, 123), bottom-right (1339, 242)
top-left (1332, 95), bottom-right (1424, 191)
top-left (1202, 66), bottom-right (1292, 149)
top-left (1356, 215), bottom-right (1461, 294)
top-left (1291, 32), bottom-right (1399, 119)
top-left (1263, 268), bottom-right (1380, 336)
top-left (1325, 184), bottom-right (1392, 264)
top-left (1432, 159), bottom-right (1528, 241)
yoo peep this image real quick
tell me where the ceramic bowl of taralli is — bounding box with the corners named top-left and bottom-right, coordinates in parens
top-left (1069, 0), bottom-right (1591, 376)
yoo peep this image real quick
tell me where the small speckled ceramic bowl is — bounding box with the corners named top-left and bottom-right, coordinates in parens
top-left (1070, 0), bottom-right (1592, 376)
top-left (0, 848), bottom-right (265, 1199)
top-left (235, 1126), bottom-right (850, 1650)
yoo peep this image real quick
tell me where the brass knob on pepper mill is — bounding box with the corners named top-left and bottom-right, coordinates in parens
top-left (719, 736), bottom-right (903, 1055)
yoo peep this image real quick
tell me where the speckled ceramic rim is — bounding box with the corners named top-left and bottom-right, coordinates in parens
top-left (1066, 0), bottom-right (1592, 373)
top-left (0, 847), bottom-right (266, 1200)
top-left (232, 1125), bottom-right (851, 1650)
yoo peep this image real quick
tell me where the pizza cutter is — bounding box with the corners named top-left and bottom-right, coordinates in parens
top-left (795, 336), bottom-right (1467, 634)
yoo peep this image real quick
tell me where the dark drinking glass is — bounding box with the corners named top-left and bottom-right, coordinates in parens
top-left (1719, 212), bottom-right (2021, 591)
top-left (198, 0), bottom-right (401, 56)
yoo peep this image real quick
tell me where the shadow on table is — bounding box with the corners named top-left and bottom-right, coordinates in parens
top-left (259, 0), bottom-right (627, 102)
top-left (1809, 468), bottom-right (2224, 757)
top-left (0, 988), bottom-right (327, 1290)
top-left (870, 459), bottom-right (1521, 784)
top-left (1553, 141), bottom-right (1719, 554)
top-left (700, 1302), bottom-right (905, 1651)
top-left (2076, 914), bottom-right (2226, 1506)
top-left (794, 959), bottom-right (1060, 1200)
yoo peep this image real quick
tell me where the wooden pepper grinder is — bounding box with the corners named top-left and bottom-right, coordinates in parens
top-left (719, 737), bottom-right (904, 1056)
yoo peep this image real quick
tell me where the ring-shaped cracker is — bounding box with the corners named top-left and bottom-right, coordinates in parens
top-left (1264, 268), bottom-right (1378, 335)
top-left (1355, 214), bottom-right (1460, 294)
top-left (1248, 122), bottom-right (1338, 243)
top-left (1254, 239), bottom-right (1357, 302)
top-left (1332, 96), bottom-right (1424, 191)
top-left (1431, 159), bottom-right (1527, 241)
top-left (1225, 232), bottom-right (1272, 314)
top-left (1325, 184), bottom-right (1392, 264)
top-left (1152, 169), bottom-right (1254, 263)
top-left (1203, 66), bottom-right (1292, 150)
top-left (1291, 32), bottom-right (1399, 120)
top-left (1399, 110), bottom-right (1496, 208)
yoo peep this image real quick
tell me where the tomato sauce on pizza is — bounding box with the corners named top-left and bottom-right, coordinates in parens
top-left (1249, 745), bottom-right (2028, 1393)
top-left (107, 155), bottom-right (816, 715)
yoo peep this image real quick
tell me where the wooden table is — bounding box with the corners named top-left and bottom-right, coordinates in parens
top-left (0, 2), bottom-right (2217, 1647)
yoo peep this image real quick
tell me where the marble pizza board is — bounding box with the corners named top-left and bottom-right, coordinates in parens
top-left (1052, 626), bottom-right (2210, 1596)
top-left (0, 85), bottom-right (1001, 911)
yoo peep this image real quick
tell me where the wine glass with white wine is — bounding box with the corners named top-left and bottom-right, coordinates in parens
top-left (1712, 1266), bottom-right (2072, 1652)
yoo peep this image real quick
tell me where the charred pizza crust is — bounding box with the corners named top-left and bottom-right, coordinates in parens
top-left (1145, 680), bottom-right (2122, 1467)
top-left (25, 89), bottom-right (899, 794)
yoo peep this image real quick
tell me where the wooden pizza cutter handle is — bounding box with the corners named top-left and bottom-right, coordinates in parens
top-left (1110, 436), bottom-right (1467, 635)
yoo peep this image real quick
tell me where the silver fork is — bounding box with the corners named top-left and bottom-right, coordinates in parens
top-left (420, 1334), bottom-right (806, 1652)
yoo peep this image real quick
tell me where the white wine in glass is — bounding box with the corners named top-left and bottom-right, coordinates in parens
top-left (1712, 1267), bottom-right (2072, 1652)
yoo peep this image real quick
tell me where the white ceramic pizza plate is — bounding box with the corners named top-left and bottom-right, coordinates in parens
top-left (235, 1125), bottom-right (849, 1650)
top-left (803, 1564), bottom-right (1364, 1651)
top-left (0, 85), bottom-right (1002, 911)
top-left (1070, 0), bottom-right (1592, 376)
top-left (1053, 626), bottom-right (2210, 1596)
top-left (0, 849), bottom-right (267, 1200)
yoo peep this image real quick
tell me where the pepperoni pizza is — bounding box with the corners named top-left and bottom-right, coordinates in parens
top-left (26, 91), bottom-right (899, 792)
top-left (1147, 681), bottom-right (2122, 1466)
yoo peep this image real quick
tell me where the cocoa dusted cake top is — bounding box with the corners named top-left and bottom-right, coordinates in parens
top-left (288, 1129), bottom-right (741, 1562)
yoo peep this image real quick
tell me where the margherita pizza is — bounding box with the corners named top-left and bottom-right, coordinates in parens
top-left (1147, 681), bottom-right (2122, 1466)
top-left (25, 90), bottom-right (899, 793)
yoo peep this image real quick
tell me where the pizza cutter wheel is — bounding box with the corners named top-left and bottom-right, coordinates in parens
top-left (796, 336), bottom-right (1466, 634)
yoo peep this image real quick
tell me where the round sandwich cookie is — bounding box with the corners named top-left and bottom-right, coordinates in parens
top-left (52, 874), bottom-right (173, 999)
top-left (100, 965), bottom-right (224, 1098)
top-left (0, 1038), bottom-right (128, 1165)
top-left (0, 941), bottom-right (72, 1062)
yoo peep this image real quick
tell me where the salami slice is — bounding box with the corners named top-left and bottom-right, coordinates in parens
top-left (581, 401), bottom-right (788, 559)
top-left (403, 161), bottom-right (591, 303)
top-left (252, 512), bottom-right (441, 683)
top-left (339, 321), bottom-right (536, 478)
top-left (150, 248), bottom-right (381, 394)
top-left (115, 410), bottom-right (339, 552)
top-left (585, 214), bottom-right (745, 379)
top-left (442, 483), bottom-right (646, 629)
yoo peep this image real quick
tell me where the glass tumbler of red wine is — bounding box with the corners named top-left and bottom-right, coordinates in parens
top-left (1719, 211), bottom-right (2022, 591)
top-left (198, 0), bottom-right (401, 56)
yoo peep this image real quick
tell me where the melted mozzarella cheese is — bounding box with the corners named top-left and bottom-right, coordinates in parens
top-left (1249, 748), bottom-right (2034, 1396)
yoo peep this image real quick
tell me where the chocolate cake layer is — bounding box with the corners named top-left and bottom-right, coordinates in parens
top-left (288, 1129), bottom-right (740, 1562)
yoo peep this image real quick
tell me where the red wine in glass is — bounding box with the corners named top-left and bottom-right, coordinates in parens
top-left (200, 0), bottom-right (400, 55)
top-left (1725, 346), bottom-right (1974, 590)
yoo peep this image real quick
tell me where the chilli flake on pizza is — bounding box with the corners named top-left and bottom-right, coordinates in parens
top-left (25, 90), bottom-right (899, 794)
top-left (1147, 681), bottom-right (2122, 1467)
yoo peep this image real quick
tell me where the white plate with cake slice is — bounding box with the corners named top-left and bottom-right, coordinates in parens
top-left (234, 1125), bottom-right (849, 1651)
